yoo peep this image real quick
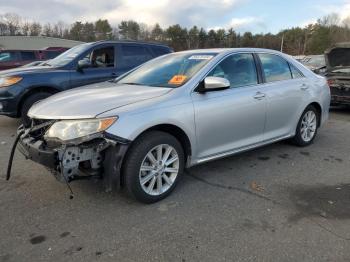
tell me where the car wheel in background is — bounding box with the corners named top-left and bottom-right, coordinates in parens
top-left (21, 92), bottom-right (51, 127)
top-left (291, 105), bottom-right (319, 147)
top-left (122, 131), bottom-right (185, 203)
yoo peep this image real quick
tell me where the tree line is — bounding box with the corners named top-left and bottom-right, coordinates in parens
top-left (1, 12), bottom-right (350, 55)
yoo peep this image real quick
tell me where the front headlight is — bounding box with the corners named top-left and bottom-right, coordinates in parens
top-left (0, 76), bottom-right (23, 87)
top-left (45, 117), bottom-right (117, 141)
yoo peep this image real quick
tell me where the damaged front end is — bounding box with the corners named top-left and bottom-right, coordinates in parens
top-left (8, 118), bottom-right (130, 192)
top-left (325, 43), bottom-right (350, 105)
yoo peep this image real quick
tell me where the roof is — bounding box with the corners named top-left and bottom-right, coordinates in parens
top-left (0, 36), bottom-right (84, 50)
top-left (175, 48), bottom-right (285, 55)
top-left (91, 40), bottom-right (171, 48)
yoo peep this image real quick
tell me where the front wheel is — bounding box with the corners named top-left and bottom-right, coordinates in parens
top-left (122, 131), bottom-right (185, 203)
top-left (291, 105), bottom-right (319, 147)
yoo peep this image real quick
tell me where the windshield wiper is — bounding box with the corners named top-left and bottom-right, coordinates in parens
top-left (122, 82), bottom-right (143, 85)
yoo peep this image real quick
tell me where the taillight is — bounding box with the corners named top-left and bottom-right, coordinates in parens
top-left (327, 79), bottom-right (334, 87)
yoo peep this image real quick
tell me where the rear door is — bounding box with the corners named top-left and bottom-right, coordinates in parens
top-left (69, 44), bottom-right (117, 88)
top-left (257, 53), bottom-right (309, 140)
top-left (192, 53), bottom-right (266, 159)
top-left (116, 44), bottom-right (154, 75)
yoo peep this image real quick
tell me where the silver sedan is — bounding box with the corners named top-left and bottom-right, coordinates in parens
top-left (15, 48), bottom-right (330, 203)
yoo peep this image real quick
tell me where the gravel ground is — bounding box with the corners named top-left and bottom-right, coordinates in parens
top-left (0, 107), bottom-right (349, 262)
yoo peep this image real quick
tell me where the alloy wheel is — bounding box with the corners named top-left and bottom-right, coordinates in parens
top-left (300, 110), bottom-right (317, 142)
top-left (139, 144), bottom-right (179, 196)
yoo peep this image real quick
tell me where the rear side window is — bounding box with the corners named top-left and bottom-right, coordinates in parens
top-left (151, 46), bottom-right (171, 57)
top-left (0, 52), bottom-right (18, 62)
top-left (208, 53), bottom-right (258, 88)
top-left (259, 53), bottom-right (292, 82)
top-left (289, 63), bottom-right (304, 79)
top-left (20, 51), bottom-right (36, 61)
top-left (120, 45), bottom-right (153, 69)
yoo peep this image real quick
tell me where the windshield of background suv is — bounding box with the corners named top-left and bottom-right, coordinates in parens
top-left (46, 43), bottom-right (91, 67)
top-left (117, 52), bottom-right (217, 88)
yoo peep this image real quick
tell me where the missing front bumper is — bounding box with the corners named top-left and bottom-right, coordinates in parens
top-left (15, 126), bottom-right (130, 190)
top-left (18, 134), bottom-right (110, 182)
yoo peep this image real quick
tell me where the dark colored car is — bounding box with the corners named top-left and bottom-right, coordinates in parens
top-left (0, 41), bottom-right (172, 125)
top-left (324, 43), bottom-right (350, 106)
top-left (0, 48), bottom-right (68, 71)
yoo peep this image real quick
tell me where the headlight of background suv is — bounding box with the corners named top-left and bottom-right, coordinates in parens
top-left (45, 117), bottom-right (117, 141)
top-left (0, 76), bottom-right (23, 87)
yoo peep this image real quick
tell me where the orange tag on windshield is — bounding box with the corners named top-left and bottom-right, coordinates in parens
top-left (168, 75), bottom-right (187, 85)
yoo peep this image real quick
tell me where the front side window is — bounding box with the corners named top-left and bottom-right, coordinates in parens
top-left (259, 53), bottom-right (292, 82)
top-left (120, 45), bottom-right (153, 69)
top-left (20, 51), bottom-right (36, 61)
top-left (208, 53), bottom-right (258, 88)
top-left (117, 52), bottom-right (217, 88)
top-left (0, 52), bottom-right (17, 62)
top-left (84, 46), bottom-right (115, 68)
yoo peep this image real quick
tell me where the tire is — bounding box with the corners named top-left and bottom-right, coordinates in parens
top-left (291, 105), bottom-right (319, 147)
top-left (20, 92), bottom-right (52, 127)
top-left (122, 131), bottom-right (185, 203)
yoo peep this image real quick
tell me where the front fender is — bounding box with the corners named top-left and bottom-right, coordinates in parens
top-left (104, 102), bottom-right (197, 156)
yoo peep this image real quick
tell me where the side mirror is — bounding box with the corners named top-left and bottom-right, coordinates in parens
top-left (77, 59), bottom-right (92, 71)
top-left (200, 76), bottom-right (230, 92)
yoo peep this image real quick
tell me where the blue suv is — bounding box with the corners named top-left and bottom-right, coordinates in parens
top-left (0, 41), bottom-right (172, 125)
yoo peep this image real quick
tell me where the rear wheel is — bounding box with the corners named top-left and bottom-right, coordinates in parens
top-left (122, 131), bottom-right (184, 203)
top-left (291, 105), bottom-right (319, 147)
top-left (20, 92), bottom-right (51, 127)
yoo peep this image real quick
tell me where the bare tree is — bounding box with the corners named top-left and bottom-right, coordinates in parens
top-left (21, 20), bottom-right (31, 36)
top-left (0, 22), bottom-right (8, 35)
top-left (318, 13), bottom-right (341, 27)
top-left (29, 22), bottom-right (42, 36)
top-left (43, 23), bottom-right (53, 36)
top-left (3, 13), bottom-right (21, 35)
top-left (343, 16), bottom-right (350, 28)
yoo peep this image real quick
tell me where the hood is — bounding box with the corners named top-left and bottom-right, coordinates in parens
top-left (28, 81), bottom-right (172, 119)
top-left (0, 66), bottom-right (54, 77)
top-left (325, 44), bottom-right (350, 70)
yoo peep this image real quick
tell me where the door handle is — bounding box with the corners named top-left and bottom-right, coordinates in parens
top-left (111, 72), bottom-right (117, 77)
top-left (253, 92), bottom-right (266, 100)
top-left (300, 84), bottom-right (309, 90)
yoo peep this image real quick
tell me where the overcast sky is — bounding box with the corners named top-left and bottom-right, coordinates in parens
top-left (0, 0), bottom-right (349, 33)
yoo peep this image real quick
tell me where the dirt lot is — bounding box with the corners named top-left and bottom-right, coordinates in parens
top-left (0, 108), bottom-right (350, 262)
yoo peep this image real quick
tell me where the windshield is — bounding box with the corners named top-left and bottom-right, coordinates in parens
top-left (117, 52), bottom-right (217, 88)
top-left (47, 43), bottom-right (91, 67)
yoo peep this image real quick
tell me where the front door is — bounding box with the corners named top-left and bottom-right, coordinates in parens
top-left (191, 53), bottom-right (266, 160)
top-left (70, 45), bottom-right (117, 88)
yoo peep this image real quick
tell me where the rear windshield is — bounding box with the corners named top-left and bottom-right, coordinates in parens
top-left (117, 52), bottom-right (217, 88)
